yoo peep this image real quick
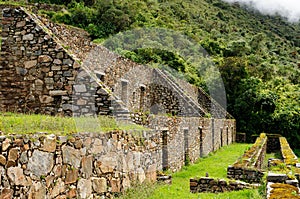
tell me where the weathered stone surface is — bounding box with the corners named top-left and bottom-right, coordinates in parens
top-left (38, 55), bottom-right (53, 63)
top-left (8, 148), bottom-right (18, 161)
top-left (28, 182), bottom-right (46, 199)
top-left (0, 189), bottom-right (13, 199)
top-left (77, 178), bottom-right (92, 199)
top-left (0, 155), bottom-right (7, 166)
top-left (96, 153), bottom-right (118, 174)
top-left (53, 59), bottom-right (62, 65)
top-left (65, 169), bottom-right (78, 185)
top-left (24, 60), bottom-right (37, 69)
top-left (23, 33), bottom-right (34, 40)
top-left (16, 67), bottom-right (28, 75)
top-left (146, 164), bottom-right (157, 182)
top-left (2, 138), bottom-right (11, 151)
top-left (81, 155), bottom-right (93, 178)
top-left (7, 167), bottom-right (28, 186)
top-left (63, 59), bottom-right (73, 65)
top-left (67, 187), bottom-right (77, 198)
top-left (19, 152), bottom-right (28, 164)
top-left (39, 95), bottom-right (54, 104)
top-left (90, 138), bottom-right (103, 154)
top-left (137, 168), bottom-right (146, 183)
top-left (62, 145), bottom-right (81, 168)
top-left (50, 178), bottom-right (65, 198)
top-left (49, 90), bottom-right (68, 96)
top-left (74, 85), bottom-right (87, 93)
top-left (92, 177), bottom-right (107, 194)
top-left (16, 20), bottom-right (26, 28)
top-left (27, 150), bottom-right (54, 177)
top-left (111, 178), bottom-right (121, 192)
top-left (46, 175), bottom-right (55, 188)
top-left (41, 134), bottom-right (56, 152)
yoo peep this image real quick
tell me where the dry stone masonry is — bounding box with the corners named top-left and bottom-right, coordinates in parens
top-left (190, 177), bottom-right (259, 193)
top-left (0, 131), bottom-right (161, 198)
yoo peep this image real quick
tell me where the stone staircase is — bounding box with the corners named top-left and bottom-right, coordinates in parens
top-left (159, 69), bottom-right (232, 119)
top-left (154, 68), bottom-right (207, 117)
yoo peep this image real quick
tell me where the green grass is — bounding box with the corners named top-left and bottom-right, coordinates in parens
top-left (118, 143), bottom-right (265, 199)
top-left (0, 112), bottom-right (147, 135)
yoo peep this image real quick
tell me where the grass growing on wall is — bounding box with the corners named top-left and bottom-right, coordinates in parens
top-left (118, 143), bottom-right (265, 199)
top-left (0, 112), bottom-right (147, 135)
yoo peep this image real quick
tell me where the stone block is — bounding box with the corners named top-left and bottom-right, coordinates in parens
top-left (81, 155), bottom-right (93, 178)
top-left (39, 95), bottom-right (54, 104)
top-left (65, 169), bottom-right (78, 185)
top-left (38, 55), bottom-right (53, 63)
top-left (92, 177), bottom-right (107, 193)
top-left (50, 178), bottom-right (65, 198)
top-left (8, 148), bottom-right (18, 161)
top-left (77, 178), bottom-right (92, 198)
top-left (62, 145), bottom-right (81, 168)
top-left (111, 178), bottom-right (121, 192)
top-left (0, 189), bottom-right (13, 199)
top-left (49, 90), bottom-right (68, 96)
top-left (7, 167), bottom-right (28, 186)
top-left (23, 34), bottom-right (34, 40)
top-left (27, 150), bottom-right (54, 178)
top-left (0, 155), bottom-right (7, 166)
top-left (41, 134), bottom-right (56, 152)
top-left (24, 60), bottom-right (37, 69)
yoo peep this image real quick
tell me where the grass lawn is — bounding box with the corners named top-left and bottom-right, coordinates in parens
top-left (119, 143), bottom-right (265, 199)
top-left (0, 112), bottom-right (146, 135)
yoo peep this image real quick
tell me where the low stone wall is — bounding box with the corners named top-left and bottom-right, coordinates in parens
top-left (267, 182), bottom-right (300, 199)
top-left (0, 131), bottom-right (162, 198)
top-left (280, 137), bottom-right (298, 166)
top-left (227, 133), bottom-right (267, 183)
top-left (227, 167), bottom-right (264, 183)
top-left (190, 177), bottom-right (258, 193)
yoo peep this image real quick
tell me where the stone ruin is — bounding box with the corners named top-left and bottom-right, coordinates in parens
top-left (0, 5), bottom-right (237, 198)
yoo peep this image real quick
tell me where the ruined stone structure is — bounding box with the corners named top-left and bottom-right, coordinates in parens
top-left (0, 5), bottom-right (236, 198)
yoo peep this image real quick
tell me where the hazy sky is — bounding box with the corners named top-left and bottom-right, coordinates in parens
top-left (222, 0), bottom-right (300, 22)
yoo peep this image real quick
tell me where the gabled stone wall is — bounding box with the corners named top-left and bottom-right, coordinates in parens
top-left (0, 7), bottom-right (80, 114)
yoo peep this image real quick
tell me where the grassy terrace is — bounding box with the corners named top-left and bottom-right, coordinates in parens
top-left (119, 143), bottom-right (265, 199)
top-left (0, 112), bottom-right (146, 135)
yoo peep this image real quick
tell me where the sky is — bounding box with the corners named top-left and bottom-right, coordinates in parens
top-left (222, 0), bottom-right (300, 22)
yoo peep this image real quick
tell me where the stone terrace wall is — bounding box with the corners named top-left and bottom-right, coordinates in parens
top-left (0, 118), bottom-right (236, 198)
top-left (0, 130), bottom-right (161, 198)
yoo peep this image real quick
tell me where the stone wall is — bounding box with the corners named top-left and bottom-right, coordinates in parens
top-left (190, 177), bottom-right (258, 193)
top-left (0, 130), bottom-right (161, 198)
top-left (227, 133), bottom-right (267, 183)
top-left (0, 118), bottom-right (236, 198)
top-left (147, 116), bottom-right (236, 171)
top-left (0, 7), bottom-right (80, 114)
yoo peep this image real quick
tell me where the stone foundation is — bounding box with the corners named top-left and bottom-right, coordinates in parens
top-left (190, 177), bottom-right (259, 193)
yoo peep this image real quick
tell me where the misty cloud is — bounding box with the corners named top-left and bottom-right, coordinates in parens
top-left (222, 0), bottom-right (300, 22)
